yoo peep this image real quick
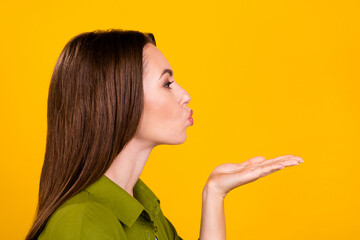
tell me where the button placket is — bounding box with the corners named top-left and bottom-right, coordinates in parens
top-left (140, 217), bottom-right (153, 240)
top-left (141, 209), bottom-right (158, 240)
top-left (147, 218), bottom-right (156, 240)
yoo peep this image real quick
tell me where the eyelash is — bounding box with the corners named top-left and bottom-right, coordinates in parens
top-left (164, 80), bottom-right (174, 89)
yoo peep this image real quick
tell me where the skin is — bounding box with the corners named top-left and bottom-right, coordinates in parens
top-left (104, 43), bottom-right (304, 239)
top-left (200, 155), bottom-right (303, 240)
top-left (104, 43), bottom-right (192, 196)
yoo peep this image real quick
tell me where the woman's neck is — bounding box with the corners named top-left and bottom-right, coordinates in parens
top-left (104, 137), bottom-right (154, 197)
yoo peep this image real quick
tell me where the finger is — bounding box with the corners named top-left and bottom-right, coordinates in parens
top-left (263, 155), bottom-right (303, 166)
top-left (260, 163), bottom-right (284, 177)
top-left (262, 167), bottom-right (282, 177)
top-left (271, 155), bottom-right (297, 161)
top-left (244, 156), bottom-right (266, 165)
top-left (269, 159), bottom-right (301, 169)
top-left (280, 158), bottom-right (302, 166)
top-left (262, 160), bottom-right (300, 177)
top-left (260, 157), bottom-right (304, 177)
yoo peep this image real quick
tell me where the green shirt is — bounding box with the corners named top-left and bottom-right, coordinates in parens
top-left (38, 175), bottom-right (183, 240)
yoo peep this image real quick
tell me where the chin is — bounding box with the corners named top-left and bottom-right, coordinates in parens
top-left (158, 133), bottom-right (187, 145)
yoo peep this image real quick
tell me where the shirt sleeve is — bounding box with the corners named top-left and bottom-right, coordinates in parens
top-left (38, 201), bottom-right (127, 240)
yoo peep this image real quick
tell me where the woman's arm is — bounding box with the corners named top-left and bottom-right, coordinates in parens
top-left (199, 184), bottom-right (226, 240)
top-left (198, 155), bottom-right (304, 240)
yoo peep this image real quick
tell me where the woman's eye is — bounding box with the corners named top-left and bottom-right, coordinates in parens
top-left (164, 80), bottom-right (174, 89)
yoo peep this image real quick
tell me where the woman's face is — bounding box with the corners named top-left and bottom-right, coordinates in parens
top-left (134, 43), bottom-right (192, 146)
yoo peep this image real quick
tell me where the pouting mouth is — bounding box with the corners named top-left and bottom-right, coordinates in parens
top-left (188, 109), bottom-right (193, 119)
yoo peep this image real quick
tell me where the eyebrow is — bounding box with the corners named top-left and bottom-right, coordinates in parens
top-left (159, 69), bottom-right (173, 80)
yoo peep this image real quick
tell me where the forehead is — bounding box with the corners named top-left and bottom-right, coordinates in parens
top-left (143, 43), bottom-right (172, 78)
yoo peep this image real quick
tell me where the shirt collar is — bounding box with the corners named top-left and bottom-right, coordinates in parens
top-left (84, 174), bottom-right (161, 228)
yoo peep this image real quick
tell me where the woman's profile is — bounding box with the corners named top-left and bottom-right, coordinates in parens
top-left (25, 29), bottom-right (304, 240)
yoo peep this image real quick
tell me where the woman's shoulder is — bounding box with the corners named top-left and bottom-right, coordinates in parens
top-left (38, 190), bottom-right (126, 240)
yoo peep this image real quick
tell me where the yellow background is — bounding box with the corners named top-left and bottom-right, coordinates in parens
top-left (1, 0), bottom-right (359, 239)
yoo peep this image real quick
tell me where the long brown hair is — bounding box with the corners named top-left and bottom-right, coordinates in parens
top-left (25, 29), bottom-right (156, 240)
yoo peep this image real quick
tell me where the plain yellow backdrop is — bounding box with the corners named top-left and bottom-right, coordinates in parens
top-left (1, 0), bottom-right (359, 239)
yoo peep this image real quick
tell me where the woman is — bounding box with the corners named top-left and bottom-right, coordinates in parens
top-left (25, 29), bottom-right (304, 240)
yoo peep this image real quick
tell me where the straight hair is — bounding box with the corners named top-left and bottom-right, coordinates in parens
top-left (25, 29), bottom-right (156, 240)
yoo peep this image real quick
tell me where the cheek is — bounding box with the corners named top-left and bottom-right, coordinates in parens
top-left (137, 90), bottom-right (187, 143)
top-left (145, 94), bottom-right (178, 123)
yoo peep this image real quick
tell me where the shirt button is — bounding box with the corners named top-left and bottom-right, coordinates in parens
top-left (154, 226), bottom-right (158, 232)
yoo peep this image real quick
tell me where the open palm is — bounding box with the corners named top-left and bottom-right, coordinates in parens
top-left (205, 155), bottom-right (304, 198)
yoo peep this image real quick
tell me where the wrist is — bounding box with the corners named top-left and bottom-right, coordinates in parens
top-left (202, 182), bottom-right (226, 201)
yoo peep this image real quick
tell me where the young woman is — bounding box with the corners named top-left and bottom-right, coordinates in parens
top-left (25, 29), bottom-right (304, 240)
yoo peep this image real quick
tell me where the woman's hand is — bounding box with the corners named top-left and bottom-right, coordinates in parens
top-left (204, 154), bottom-right (304, 199)
top-left (199, 154), bottom-right (304, 240)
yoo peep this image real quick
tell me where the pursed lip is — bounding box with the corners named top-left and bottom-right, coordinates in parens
top-left (188, 109), bottom-right (193, 119)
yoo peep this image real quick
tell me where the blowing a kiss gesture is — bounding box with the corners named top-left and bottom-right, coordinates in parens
top-left (199, 154), bottom-right (304, 240)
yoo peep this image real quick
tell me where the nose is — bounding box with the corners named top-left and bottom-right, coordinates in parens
top-left (174, 81), bottom-right (191, 106)
top-left (180, 88), bottom-right (191, 106)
